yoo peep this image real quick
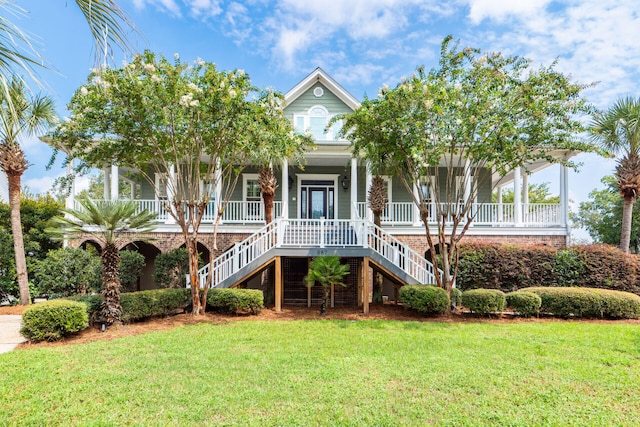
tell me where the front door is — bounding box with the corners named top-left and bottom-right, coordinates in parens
top-left (301, 180), bottom-right (335, 219)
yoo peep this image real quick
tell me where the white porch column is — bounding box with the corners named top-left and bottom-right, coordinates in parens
top-left (560, 164), bottom-right (568, 227)
top-left (214, 159), bottom-right (222, 224)
top-left (464, 160), bottom-right (472, 227)
top-left (497, 186), bottom-right (503, 223)
top-left (365, 162), bottom-right (372, 221)
top-left (513, 167), bottom-right (522, 226)
top-left (350, 158), bottom-right (358, 220)
top-left (103, 167), bottom-right (111, 200)
top-left (110, 165), bottom-right (119, 201)
top-left (413, 184), bottom-right (422, 226)
top-left (281, 158), bottom-right (289, 219)
top-left (522, 172), bottom-right (529, 224)
top-left (166, 164), bottom-right (176, 224)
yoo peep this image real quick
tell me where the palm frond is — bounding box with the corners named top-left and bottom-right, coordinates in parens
top-left (74, 0), bottom-right (138, 65)
top-left (48, 197), bottom-right (157, 246)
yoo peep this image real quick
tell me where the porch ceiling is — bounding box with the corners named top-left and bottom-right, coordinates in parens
top-left (493, 150), bottom-right (579, 187)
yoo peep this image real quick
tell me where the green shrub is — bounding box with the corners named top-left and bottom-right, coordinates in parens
top-left (570, 245), bottom-right (640, 294)
top-left (32, 247), bottom-right (101, 297)
top-left (525, 287), bottom-right (640, 319)
top-left (450, 287), bottom-right (462, 308)
top-left (120, 289), bottom-right (191, 322)
top-left (20, 300), bottom-right (89, 342)
top-left (207, 288), bottom-right (264, 315)
top-left (506, 291), bottom-right (542, 317)
top-left (66, 289), bottom-right (190, 323)
top-left (598, 289), bottom-right (640, 319)
top-left (399, 285), bottom-right (449, 315)
top-left (457, 243), bottom-right (640, 296)
top-left (461, 289), bottom-right (506, 315)
top-left (457, 243), bottom-right (556, 292)
top-left (552, 249), bottom-right (585, 287)
top-left (153, 248), bottom-right (196, 288)
top-left (119, 250), bottom-right (146, 292)
top-left (525, 287), bottom-right (602, 318)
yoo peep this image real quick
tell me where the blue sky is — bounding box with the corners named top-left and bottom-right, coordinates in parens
top-left (11, 0), bottom-right (640, 239)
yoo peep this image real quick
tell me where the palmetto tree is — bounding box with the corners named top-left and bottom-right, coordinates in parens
top-left (0, 0), bottom-right (135, 82)
top-left (0, 78), bottom-right (56, 305)
top-left (368, 175), bottom-right (387, 228)
top-left (49, 197), bottom-right (156, 326)
top-left (590, 97), bottom-right (640, 253)
top-left (304, 255), bottom-right (350, 316)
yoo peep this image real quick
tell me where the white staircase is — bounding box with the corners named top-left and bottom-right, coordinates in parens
top-left (188, 218), bottom-right (440, 289)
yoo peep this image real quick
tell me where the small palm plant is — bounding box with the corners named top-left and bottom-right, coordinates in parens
top-left (305, 255), bottom-right (350, 316)
top-left (48, 197), bottom-right (157, 326)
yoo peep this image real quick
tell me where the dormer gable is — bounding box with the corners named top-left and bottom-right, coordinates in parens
top-left (284, 68), bottom-right (360, 142)
top-left (284, 67), bottom-right (360, 110)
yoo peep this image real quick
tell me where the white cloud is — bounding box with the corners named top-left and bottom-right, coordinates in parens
top-left (187, 0), bottom-right (222, 19)
top-left (465, 0), bottom-right (551, 24)
top-left (131, 0), bottom-right (182, 17)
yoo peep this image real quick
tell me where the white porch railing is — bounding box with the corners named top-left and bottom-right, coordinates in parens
top-left (78, 199), bottom-right (282, 224)
top-left (357, 202), bottom-right (560, 226)
top-left (189, 218), bottom-right (440, 289)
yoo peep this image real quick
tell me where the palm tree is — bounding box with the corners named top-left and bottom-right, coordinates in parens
top-left (0, 78), bottom-right (56, 305)
top-left (590, 97), bottom-right (640, 253)
top-left (0, 0), bottom-right (135, 81)
top-left (258, 166), bottom-right (278, 224)
top-left (304, 255), bottom-right (350, 316)
top-left (48, 197), bottom-right (156, 326)
top-left (369, 175), bottom-right (387, 228)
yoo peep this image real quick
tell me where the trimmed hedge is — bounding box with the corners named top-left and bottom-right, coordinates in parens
top-left (461, 289), bottom-right (506, 315)
top-left (450, 288), bottom-right (462, 308)
top-left (120, 289), bottom-right (191, 322)
top-left (399, 285), bottom-right (449, 315)
top-left (207, 288), bottom-right (264, 315)
top-left (457, 243), bottom-right (640, 295)
top-left (67, 288), bottom-right (190, 323)
top-left (524, 287), bottom-right (640, 319)
top-left (21, 300), bottom-right (89, 342)
top-left (506, 291), bottom-right (541, 317)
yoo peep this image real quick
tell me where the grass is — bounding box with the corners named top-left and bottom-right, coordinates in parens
top-left (1, 319), bottom-right (639, 426)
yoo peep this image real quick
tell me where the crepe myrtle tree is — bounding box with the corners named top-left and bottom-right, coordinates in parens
top-left (340, 36), bottom-right (598, 297)
top-left (52, 51), bottom-right (307, 315)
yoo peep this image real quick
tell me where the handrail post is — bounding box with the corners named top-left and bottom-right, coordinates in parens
top-left (361, 220), bottom-right (368, 248)
top-left (276, 218), bottom-right (285, 248)
top-left (320, 217), bottom-right (325, 248)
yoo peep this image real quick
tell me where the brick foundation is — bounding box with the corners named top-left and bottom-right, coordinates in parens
top-left (69, 231), bottom-right (567, 258)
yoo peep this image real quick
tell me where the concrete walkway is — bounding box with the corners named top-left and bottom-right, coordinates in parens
top-left (0, 315), bottom-right (26, 354)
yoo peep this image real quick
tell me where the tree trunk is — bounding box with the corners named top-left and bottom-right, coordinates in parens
top-left (620, 195), bottom-right (636, 253)
top-left (321, 286), bottom-right (329, 316)
top-left (8, 174), bottom-right (29, 305)
top-left (100, 242), bottom-right (122, 326)
top-left (186, 237), bottom-right (203, 315)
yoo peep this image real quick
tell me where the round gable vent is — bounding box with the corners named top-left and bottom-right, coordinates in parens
top-left (313, 87), bottom-right (324, 97)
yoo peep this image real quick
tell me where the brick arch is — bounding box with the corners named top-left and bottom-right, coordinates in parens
top-left (122, 241), bottom-right (162, 291)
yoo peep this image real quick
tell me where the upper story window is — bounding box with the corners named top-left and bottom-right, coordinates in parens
top-left (294, 105), bottom-right (343, 141)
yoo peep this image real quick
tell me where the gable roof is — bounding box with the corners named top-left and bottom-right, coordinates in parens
top-left (284, 67), bottom-right (360, 111)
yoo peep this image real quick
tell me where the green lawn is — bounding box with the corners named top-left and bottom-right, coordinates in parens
top-left (1, 320), bottom-right (639, 426)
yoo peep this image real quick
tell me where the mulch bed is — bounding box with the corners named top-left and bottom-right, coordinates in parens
top-left (3, 302), bottom-right (638, 350)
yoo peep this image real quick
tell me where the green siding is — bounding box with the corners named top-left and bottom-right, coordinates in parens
top-left (285, 83), bottom-right (353, 119)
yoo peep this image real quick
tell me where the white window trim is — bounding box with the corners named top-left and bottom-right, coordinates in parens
top-left (154, 173), bottom-right (169, 201)
top-left (242, 173), bottom-right (262, 220)
top-left (293, 105), bottom-right (342, 141)
top-left (296, 174), bottom-right (340, 219)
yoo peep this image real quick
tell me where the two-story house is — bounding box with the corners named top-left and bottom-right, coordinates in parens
top-left (63, 68), bottom-right (573, 312)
